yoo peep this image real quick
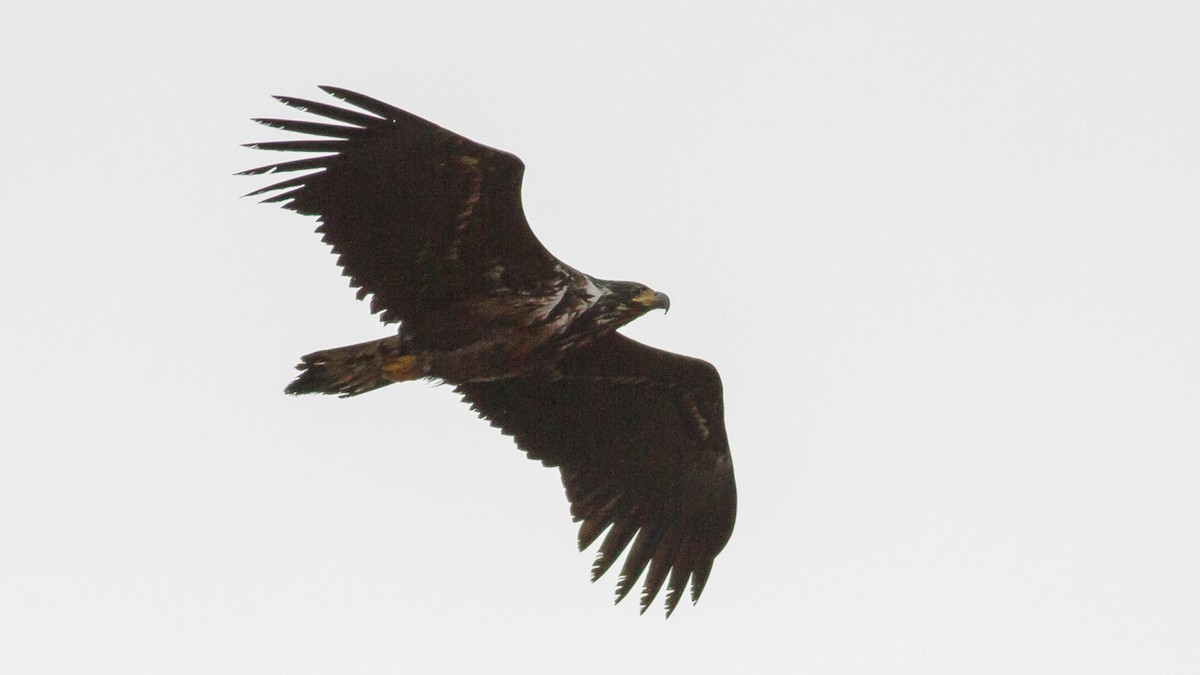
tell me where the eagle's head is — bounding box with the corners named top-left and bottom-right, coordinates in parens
top-left (589, 279), bottom-right (671, 330)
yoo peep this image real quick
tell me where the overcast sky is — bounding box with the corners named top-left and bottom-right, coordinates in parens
top-left (3, 1), bottom-right (1198, 673)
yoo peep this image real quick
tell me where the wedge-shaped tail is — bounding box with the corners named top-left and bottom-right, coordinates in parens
top-left (285, 335), bottom-right (406, 397)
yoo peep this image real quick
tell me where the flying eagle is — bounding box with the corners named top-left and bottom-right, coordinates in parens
top-left (241, 87), bottom-right (736, 615)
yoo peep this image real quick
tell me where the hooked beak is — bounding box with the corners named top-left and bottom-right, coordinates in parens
top-left (632, 289), bottom-right (671, 314)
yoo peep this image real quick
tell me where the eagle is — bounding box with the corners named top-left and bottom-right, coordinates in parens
top-left (241, 87), bottom-right (736, 616)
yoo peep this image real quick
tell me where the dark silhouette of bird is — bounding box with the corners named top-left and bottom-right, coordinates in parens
top-left (241, 87), bottom-right (736, 615)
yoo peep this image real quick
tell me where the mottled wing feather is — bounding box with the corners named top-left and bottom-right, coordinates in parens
top-left (456, 332), bottom-right (737, 616)
top-left (241, 86), bottom-right (563, 323)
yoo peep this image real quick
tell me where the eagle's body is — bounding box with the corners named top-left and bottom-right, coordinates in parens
top-left (243, 87), bottom-right (736, 615)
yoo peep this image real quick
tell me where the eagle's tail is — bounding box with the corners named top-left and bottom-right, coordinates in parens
top-left (285, 335), bottom-right (415, 397)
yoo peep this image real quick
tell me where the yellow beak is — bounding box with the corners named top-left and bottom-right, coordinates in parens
top-left (631, 289), bottom-right (671, 312)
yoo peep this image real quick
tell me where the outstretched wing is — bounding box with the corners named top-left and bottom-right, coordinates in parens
top-left (457, 332), bottom-right (737, 616)
top-left (241, 86), bottom-right (564, 324)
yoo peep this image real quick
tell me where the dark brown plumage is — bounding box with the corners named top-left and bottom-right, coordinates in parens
top-left (242, 87), bottom-right (736, 615)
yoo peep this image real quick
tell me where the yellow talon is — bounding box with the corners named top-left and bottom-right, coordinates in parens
top-left (382, 355), bottom-right (419, 382)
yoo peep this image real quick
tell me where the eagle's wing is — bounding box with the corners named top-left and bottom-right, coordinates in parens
top-left (456, 332), bottom-right (737, 616)
top-left (241, 86), bottom-right (563, 324)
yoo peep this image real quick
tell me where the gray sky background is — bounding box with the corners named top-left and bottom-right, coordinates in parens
top-left (3, 1), bottom-right (1198, 672)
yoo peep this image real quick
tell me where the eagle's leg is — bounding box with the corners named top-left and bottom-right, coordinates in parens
top-left (381, 354), bottom-right (424, 382)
